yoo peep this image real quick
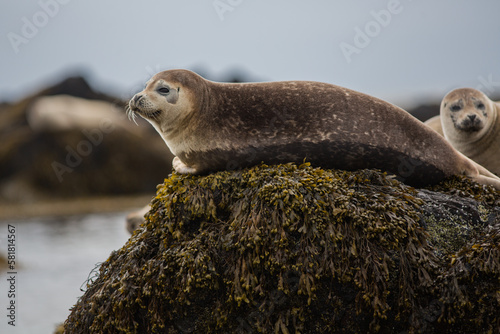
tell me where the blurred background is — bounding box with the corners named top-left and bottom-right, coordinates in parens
top-left (1, 0), bottom-right (500, 332)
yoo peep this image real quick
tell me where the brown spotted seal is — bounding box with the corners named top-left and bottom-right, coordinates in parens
top-left (28, 94), bottom-right (143, 136)
top-left (424, 88), bottom-right (500, 176)
top-left (128, 69), bottom-right (500, 189)
top-left (438, 88), bottom-right (500, 176)
top-left (126, 204), bottom-right (150, 234)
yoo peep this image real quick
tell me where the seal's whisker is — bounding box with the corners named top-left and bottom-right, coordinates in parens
top-left (125, 105), bottom-right (138, 125)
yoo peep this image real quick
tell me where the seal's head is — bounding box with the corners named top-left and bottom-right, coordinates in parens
top-left (440, 88), bottom-right (495, 140)
top-left (128, 69), bottom-right (206, 131)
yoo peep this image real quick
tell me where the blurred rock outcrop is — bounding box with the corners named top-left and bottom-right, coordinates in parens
top-left (409, 103), bottom-right (440, 122)
top-left (64, 164), bottom-right (499, 333)
top-left (0, 75), bottom-right (173, 203)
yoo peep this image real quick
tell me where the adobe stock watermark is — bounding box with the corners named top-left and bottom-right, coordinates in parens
top-left (51, 119), bottom-right (115, 182)
top-left (5, 225), bottom-right (17, 327)
top-left (7, 0), bottom-right (72, 54)
top-left (475, 74), bottom-right (500, 95)
top-left (339, 0), bottom-right (412, 64)
top-left (213, 0), bottom-right (244, 21)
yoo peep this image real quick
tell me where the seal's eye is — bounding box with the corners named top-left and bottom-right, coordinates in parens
top-left (450, 105), bottom-right (462, 112)
top-left (477, 102), bottom-right (485, 110)
top-left (158, 87), bottom-right (170, 94)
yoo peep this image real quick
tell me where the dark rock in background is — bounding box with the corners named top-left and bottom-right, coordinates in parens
top-left (0, 75), bottom-right (173, 203)
top-left (37, 75), bottom-right (118, 102)
top-left (408, 103), bottom-right (440, 122)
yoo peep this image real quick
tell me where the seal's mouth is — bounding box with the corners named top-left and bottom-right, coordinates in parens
top-left (127, 94), bottom-right (163, 123)
top-left (132, 107), bottom-right (162, 119)
top-left (456, 119), bottom-right (483, 132)
top-left (126, 102), bottom-right (162, 124)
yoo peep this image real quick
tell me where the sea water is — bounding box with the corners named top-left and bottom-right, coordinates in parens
top-left (0, 212), bottom-right (131, 334)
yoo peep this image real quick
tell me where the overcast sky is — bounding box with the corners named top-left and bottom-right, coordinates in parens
top-left (1, 0), bottom-right (500, 108)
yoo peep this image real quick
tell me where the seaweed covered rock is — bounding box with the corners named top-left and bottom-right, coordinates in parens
top-left (64, 163), bottom-right (500, 333)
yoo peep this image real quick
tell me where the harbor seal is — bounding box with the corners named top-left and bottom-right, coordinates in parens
top-left (438, 88), bottom-right (500, 176)
top-left (126, 204), bottom-right (150, 234)
top-left (423, 115), bottom-right (444, 136)
top-left (128, 69), bottom-right (500, 190)
top-left (28, 94), bottom-right (143, 136)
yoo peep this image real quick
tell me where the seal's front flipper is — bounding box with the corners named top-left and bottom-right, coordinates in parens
top-left (173, 156), bottom-right (198, 174)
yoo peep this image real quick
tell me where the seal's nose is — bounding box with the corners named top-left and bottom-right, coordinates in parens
top-left (468, 114), bottom-right (476, 121)
top-left (133, 94), bottom-right (143, 104)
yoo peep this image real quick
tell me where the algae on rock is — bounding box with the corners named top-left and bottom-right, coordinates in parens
top-left (64, 163), bottom-right (500, 333)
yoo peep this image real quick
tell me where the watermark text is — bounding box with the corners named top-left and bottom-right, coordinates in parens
top-left (6, 225), bottom-right (17, 327)
top-left (7, 0), bottom-right (72, 54)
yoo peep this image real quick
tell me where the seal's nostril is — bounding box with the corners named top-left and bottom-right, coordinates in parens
top-left (468, 114), bottom-right (476, 121)
top-left (133, 94), bottom-right (142, 104)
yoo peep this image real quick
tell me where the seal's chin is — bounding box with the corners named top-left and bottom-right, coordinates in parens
top-left (134, 109), bottom-right (163, 122)
top-left (136, 108), bottom-right (160, 117)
